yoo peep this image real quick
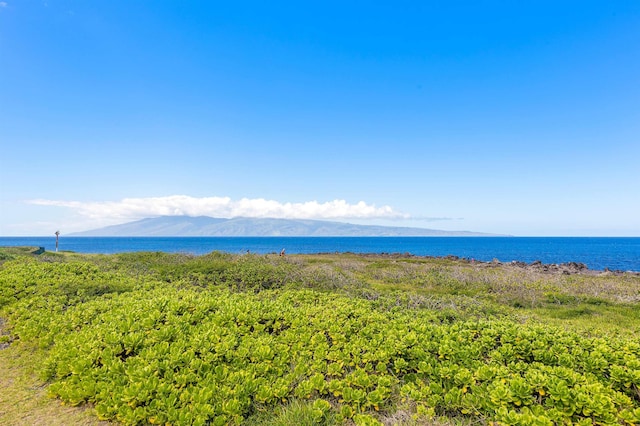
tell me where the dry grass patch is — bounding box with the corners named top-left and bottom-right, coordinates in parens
top-left (0, 336), bottom-right (110, 426)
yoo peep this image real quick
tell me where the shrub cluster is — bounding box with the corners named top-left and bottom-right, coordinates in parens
top-left (1, 252), bottom-right (639, 425)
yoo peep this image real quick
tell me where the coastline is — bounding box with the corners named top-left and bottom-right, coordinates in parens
top-left (1, 236), bottom-right (639, 272)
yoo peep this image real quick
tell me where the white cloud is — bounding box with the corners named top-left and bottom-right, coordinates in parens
top-left (0, 2), bottom-right (8, 8)
top-left (29, 195), bottom-right (409, 223)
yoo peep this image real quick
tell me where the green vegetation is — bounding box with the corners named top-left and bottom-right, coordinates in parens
top-left (1, 248), bottom-right (639, 425)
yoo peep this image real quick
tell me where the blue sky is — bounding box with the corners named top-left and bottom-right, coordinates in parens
top-left (1, 1), bottom-right (639, 236)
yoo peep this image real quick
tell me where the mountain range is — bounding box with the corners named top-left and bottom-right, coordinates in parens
top-left (69, 216), bottom-right (497, 237)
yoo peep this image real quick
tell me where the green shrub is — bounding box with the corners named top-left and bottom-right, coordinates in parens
top-left (2, 252), bottom-right (640, 425)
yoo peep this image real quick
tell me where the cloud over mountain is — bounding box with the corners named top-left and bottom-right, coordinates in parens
top-left (29, 195), bottom-right (409, 222)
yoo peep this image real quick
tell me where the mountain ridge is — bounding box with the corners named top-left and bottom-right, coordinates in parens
top-left (69, 216), bottom-right (500, 237)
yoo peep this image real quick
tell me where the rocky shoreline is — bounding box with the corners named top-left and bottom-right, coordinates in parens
top-left (469, 257), bottom-right (639, 276)
top-left (352, 252), bottom-right (640, 276)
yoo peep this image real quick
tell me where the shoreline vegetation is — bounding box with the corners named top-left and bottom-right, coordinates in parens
top-left (1, 246), bottom-right (639, 425)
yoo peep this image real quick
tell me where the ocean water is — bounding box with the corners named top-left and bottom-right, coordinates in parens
top-left (1, 236), bottom-right (639, 272)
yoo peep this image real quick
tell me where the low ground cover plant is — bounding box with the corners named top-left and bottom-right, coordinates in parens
top-left (1, 249), bottom-right (639, 425)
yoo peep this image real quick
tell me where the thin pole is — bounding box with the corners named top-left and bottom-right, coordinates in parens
top-left (55, 230), bottom-right (60, 252)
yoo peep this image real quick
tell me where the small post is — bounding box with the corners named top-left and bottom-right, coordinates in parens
top-left (55, 230), bottom-right (60, 252)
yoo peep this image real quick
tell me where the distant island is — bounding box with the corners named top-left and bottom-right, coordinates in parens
top-left (69, 216), bottom-right (500, 237)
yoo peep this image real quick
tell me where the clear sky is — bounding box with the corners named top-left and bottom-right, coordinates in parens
top-left (1, 1), bottom-right (639, 236)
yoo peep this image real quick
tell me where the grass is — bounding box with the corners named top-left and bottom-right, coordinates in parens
top-left (245, 399), bottom-right (337, 426)
top-left (532, 302), bottom-right (640, 336)
top-left (294, 254), bottom-right (640, 335)
top-left (244, 401), bottom-right (476, 426)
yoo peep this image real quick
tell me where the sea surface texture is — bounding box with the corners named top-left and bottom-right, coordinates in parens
top-left (1, 237), bottom-right (639, 272)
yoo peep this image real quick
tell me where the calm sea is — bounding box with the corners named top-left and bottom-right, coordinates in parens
top-left (1, 236), bottom-right (639, 272)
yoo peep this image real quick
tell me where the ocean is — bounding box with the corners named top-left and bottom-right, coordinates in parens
top-left (1, 236), bottom-right (639, 272)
